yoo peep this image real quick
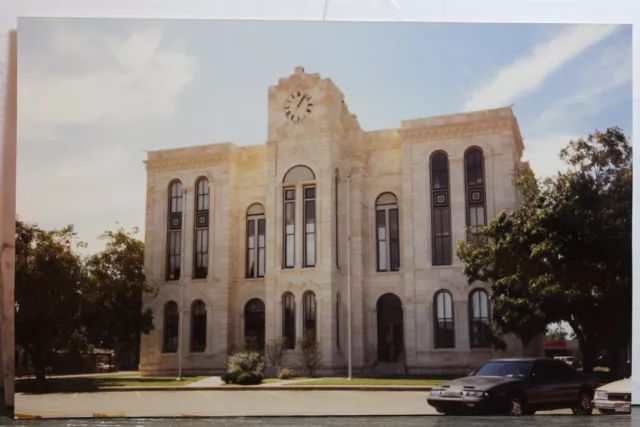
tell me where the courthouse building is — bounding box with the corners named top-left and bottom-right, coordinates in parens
top-left (139, 67), bottom-right (540, 376)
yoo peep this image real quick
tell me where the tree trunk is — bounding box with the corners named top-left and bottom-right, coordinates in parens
top-left (607, 347), bottom-right (623, 379)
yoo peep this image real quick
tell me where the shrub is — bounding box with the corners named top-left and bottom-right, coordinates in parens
top-left (278, 368), bottom-right (294, 380)
top-left (236, 372), bottom-right (264, 385)
top-left (227, 350), bottom-right (265, 375)
top-left (265, 337), bottom-right (287, 367)
top-left (297, 330), bottom-right (322, 377)
top-left (221, 371), bottom-right (240, 384)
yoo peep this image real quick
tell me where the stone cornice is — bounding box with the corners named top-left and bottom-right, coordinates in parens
top-left (145, 153), bottom-right (231, 173)
top-left (399, 118), bottom-right (512, 144)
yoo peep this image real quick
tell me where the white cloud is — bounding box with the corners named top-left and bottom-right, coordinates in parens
top-left (522, 132), bottom-right (581, 178)
top-left (535, 46), bottom-right (631, 126)
top-left (18, 28), bottom-right (196, 142)
top-left (463, 25), bottom-right (620, 111)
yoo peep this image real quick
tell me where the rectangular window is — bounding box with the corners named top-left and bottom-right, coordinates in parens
top-left (303, 186), bottom-right (316, 267)
top-left (257, 218), bottom-right (266, 277)
top-left (389, 208), bottom-right (400, 271)
top-left (167, 230), bottom-right (181, 280)
top-left (376, 209), bottom-right (387, 271)
top-left (433, 208), bottom-right (452, 266)
top-left (194, 228), bottom-right (208, 279)
top-left (284, 189), bottom-right (296, 268)
top-left (246, 219), bottom-right (256, 277)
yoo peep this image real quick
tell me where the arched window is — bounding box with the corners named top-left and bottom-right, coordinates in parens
top-left (163, 301), bottom-right (179, 353)
top-left (334, 168), bottom-right (340, 270)
top-left (282, 292), bottom-right (296, 349)
top-left (190, 300), bottom-right (206, 352)
top-left (193, 177), bottom-right (210, 279)
top-left (434, 290), bottom-right (454, 349)
top-left (465, 148), bottom-right (487, 243)
top-left (303, 291), bottom-right (317, 341)
top-left (375, 192), bottom-right (400, 272)
top-left (336, 292), bottom-right (341, 350)
top-left (282, 165), bottom-right (316, 268)
top-left (166, 180), bottom-right (183, 281)
top-left (246, 203), bottom-right (266, 278)
top-left (469, 289), bottom-right (491, 348)
top-left (430, 152), bottom-right (452, 266)
top-left (244, 298), bottom-right (266, 351)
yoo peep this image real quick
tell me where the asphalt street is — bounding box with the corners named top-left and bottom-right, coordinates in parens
top-left (14, 390), bottom-right (618, 419)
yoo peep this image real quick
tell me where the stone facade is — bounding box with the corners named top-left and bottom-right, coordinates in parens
top-left (139, 67), bottom-right (538, 377)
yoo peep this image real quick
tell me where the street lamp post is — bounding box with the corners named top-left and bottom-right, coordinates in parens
top-left (347, 174), bottom-right (352, 381)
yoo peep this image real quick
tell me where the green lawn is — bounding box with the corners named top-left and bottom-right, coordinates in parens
top-left (16, 374), bottom-right (208, 394)
top-left (284, 378), bottom-right (446, 386)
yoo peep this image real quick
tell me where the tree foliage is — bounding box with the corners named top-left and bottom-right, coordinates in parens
top-left (15, 221), bottom-right (156, 381)
top-left (84, 226), bottom-right (156, 370)
top-left (456, 127), bottom-right (631, 375)
top-left (15, 221), bottom-right (88, 381)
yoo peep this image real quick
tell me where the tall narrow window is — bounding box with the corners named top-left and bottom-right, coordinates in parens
top-left (375, 192), bottom-right (400, 272)
top-left (194, 177), bottom-right (210, 279)
top-left (163, 301), bottom-right (179, 353)
top-left (244, 299), bottom-right (266, 351)
top-left (336, 292), bottom-right (341, 350)
top-left (283, 189), bottom-right (296, 268)
top-left (166, 180), bottom-right (183, 281)
top-left (282, 165), bottom-right (316, 269)
top-left (465, 148), bottom-right (487, 244)
top-left (430, 152), bottom-right (452, 266)
top-left (282, 292), bottom-right (296, 349)
top-left (190, 300), bottom-right (207, 352)
top-left (303, 291), bottom-right (317, 341)
top-left (469, 289), bottom-right (491, 348)
top-left (434, 290), bottom-right (454, 349)
top-left (303, 186), bottom-right (316, 267)
top-left (335, 169), bottom-right (340, 269)
top-left (246, 203), bottom-right (266, 278)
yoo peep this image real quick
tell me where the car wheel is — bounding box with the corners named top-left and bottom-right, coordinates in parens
top-left (507, 396), bottom-right (527, 416)
top-left (571, 391), bottom-right (593, 415)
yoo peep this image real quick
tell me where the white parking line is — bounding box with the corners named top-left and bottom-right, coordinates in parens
top-left (197, 391), bottom-right (211, 398)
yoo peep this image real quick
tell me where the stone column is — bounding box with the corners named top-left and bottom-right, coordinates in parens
top-left (0, 32), bottom-right (16, 407)
top-left (401, 139), bottom-right (417, 365)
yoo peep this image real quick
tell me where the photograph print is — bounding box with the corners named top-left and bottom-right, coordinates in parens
top-left (14, 18), bottom-right (632, 419)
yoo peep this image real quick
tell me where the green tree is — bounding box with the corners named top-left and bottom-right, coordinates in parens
top-left (15, 220), bottom-right (89, 382)
top-left (84, 226), bottom-right (156, 370)
top-left (545, 324), bottom-right (574, 341)
top-left (456, 127), bottom-right (631, 376)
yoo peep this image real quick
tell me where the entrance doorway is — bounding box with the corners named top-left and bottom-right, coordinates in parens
top-left (244, 298), bottom-right (265, 351)
top-left (376, 293), bottom-right (404, 363)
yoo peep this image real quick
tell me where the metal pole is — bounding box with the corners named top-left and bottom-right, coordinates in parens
top-left (347, 174), bottom-right (352, 380)
top-left (177, 189), bottom-right (187, 380)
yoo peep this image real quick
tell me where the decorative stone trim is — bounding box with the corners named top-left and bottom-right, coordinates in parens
top-left (145, 154), bottom-right (231, 172)
top-left (399, 119), bottom-right (512, 144)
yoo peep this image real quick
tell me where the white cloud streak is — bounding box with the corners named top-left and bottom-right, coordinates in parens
top-left (18, 28), bottom-right (196, 142)
top-left (463, 25), bottom-right (620, 111)
top-left (536, 45), bottom-right (632, 125)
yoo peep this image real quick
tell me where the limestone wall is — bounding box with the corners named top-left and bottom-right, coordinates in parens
top-left (139, 68), bottom-right (530, 377)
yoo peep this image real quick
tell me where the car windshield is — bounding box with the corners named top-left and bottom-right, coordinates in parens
top-left (473, 361), bottom-right (532, 378)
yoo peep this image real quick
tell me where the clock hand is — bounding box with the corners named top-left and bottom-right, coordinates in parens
top-left (297, 95), bottom-right (306, 108)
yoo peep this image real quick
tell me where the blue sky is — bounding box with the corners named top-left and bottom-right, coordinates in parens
top-left (16, 18), bottom-right (632, 253)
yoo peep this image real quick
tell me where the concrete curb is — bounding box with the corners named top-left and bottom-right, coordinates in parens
top-left (16, 414), bottom-right (435, 420)
top-left (18, 385), bottom-right (435, 394)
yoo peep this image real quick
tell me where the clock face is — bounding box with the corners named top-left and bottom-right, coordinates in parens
top-left (284, 91), bottom-right (313, 123)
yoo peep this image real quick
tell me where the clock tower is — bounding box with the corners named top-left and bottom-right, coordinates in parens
top-left (267, 66), bottom-right (349, 142)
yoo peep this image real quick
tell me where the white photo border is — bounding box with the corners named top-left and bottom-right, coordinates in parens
top-left (1, 0), bottom-right (638, 406)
